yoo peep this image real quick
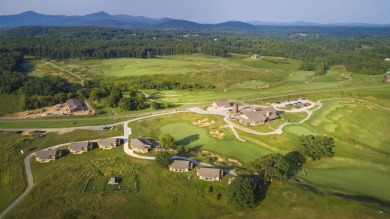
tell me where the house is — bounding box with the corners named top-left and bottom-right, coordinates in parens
top-left (212, 101), bottom-right (231, 110)
top-left (130, 138), bottom-right (159, 153)
top-left (69, 142), bottom-right (92, 154)
top-left (21, 148), bottom-right (30, 154)
top-left (35, 149), bottom-right (62, 163)
top-left (385, 58), bottom-right (390, 61)
top-left (66, 98), bottom-right (84, 112)
top-left (252, 54), bottom-right (260, 59)
top-left (108, 177), bottom-right (119, 185)
top-left (197, 168), bottom-right (223, 181)
top-left (169, 160), bottom-right (193, 172)
top-left (238, 106), bottom-right (278, 126)
top-left (98, 138), bottom-right (120, 149)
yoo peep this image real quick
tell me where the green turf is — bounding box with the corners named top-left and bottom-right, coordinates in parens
top-left (284, 125), bottom-right (318, 136)
top-left (308, 99), bottom-right (390, 152)
top-left (301, 167), bottom-right (390, 201)
top-left (159, 122), bottom-right (271, 163)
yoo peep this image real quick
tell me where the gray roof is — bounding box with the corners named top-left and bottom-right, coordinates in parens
top-left (131, 138), bottom-right (154, 150)
top-left (69, 142), bottom-right (90, 151)
top-left (241, 106), bottom-right (278, 123)
top-left (98, 138), bottom-right (118, 147)
top-left (214, 101), bottom-right (231, 107)
top-left (169, 160), bottom-right (191, 169)
top-left (244, 111), bottom-right (266, 124)
top-left (197, 168), bottom-right (222, 178)
top-left (66, 99), bottom-right (83, 110)
top-left (35, 149), bottom-right (57, 160)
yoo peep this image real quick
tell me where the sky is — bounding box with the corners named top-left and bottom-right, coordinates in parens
top-left (0, 0), bottom-right (389, 24)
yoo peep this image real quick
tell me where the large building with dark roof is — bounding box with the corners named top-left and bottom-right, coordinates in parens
top-left (66, 99), bottom-right (84, 112)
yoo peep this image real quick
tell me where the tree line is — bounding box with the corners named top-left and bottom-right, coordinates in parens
top-left (1, 26), bottom-right (389, 75)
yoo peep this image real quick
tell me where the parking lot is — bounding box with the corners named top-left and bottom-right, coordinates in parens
top-left (271, 98), bottom-right (316, 112)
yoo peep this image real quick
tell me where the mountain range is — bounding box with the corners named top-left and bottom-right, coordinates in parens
top-left (0, 11), bottom-right (388, 29)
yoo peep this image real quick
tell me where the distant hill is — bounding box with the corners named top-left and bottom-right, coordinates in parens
top-left (0, 11), bottom-right (388, 29)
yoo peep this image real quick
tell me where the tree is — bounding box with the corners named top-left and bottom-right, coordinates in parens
top-left (118, 97), bottom-right (132, 111)
top-left (228, 177), bottom-right (256, 210)
top-left (250, 154), bottom-right (289, 182)
top-left (297, 135), bottom-right (335, 161)
top-left (163, 102), bottom-right (170, 108)
top-left (155, 151), bottom-right (171, 168)
top-left (151, 101), bottom-right (161, 109)
top-left (159, 133), bottom-right (175, 148)
top-left (104, 88), bottom-right (123, 107)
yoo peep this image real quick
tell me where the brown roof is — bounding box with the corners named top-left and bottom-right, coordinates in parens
top-left (240, 106), bottom-right (278, 123)
top-left (169, 160), bottom-right (191, 169)
top-left (98, 138), bottom-right (118, 147)
top-left (35, 149), bottom-right (58, 160)
top-left (69, 142), bottom-right (90, 151)
top-left (66, 99), bottom-right (83, 110)
top-left (131, 138), bottom-right (155, 150)
top-left (197, 168), bottom-right (222, 178)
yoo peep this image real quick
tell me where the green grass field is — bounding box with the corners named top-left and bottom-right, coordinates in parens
top-left (160, 122), bottom-right (271, 163)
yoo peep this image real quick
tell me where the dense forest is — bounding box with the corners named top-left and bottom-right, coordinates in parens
top-left (0, 26), bottom-right (389, 74)
top-left (0, 26), bottom-right (389, 111)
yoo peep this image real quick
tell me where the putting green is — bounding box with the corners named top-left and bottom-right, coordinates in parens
top-left (159, 122), bottom-right (271, 162)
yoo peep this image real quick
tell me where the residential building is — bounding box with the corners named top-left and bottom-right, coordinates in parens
top-left (130, 138), bottom-right (159, 153)
top-left (252, 54), bottom-right (260, 59)
top-left (35, 149), bottom-right (62, 163)
top-left (108, 177), bottom-right (119, 185)
top-left (69, 142), bottom-right (92, 154)
top-left (98, 138), bottom-right (120, 149)
top-left (169, 160), bottom-right (193, 172)
top-left (197, 168), bottom-right (223, 181)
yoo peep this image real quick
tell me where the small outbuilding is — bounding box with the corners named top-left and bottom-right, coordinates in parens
top-left (169, 160), bottom-right (193, 172)
top-left (252, 54), bottom-right (260, 59)
top-left (212, 101), bottom-right (231, 110)
top-left (108, 177), bottom-right (119, 185)
top-left (197, 167), bottom-right (223, 181)
top-left (35, 149), bottom-right (62, 163)
top-left (69, 142), bottom-right (92, 154)
top-left (21, 148), bottom-right (30, 154)
top-left (98, 138), bottom-right (120, 150)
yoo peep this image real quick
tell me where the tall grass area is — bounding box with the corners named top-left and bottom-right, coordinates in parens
top-left (0, 94), bottom-right (23, 115)
top-left (6, 154), bottom-right (389, 218)
top-left (0, 132), bottom-right (27, 212)
top-left (0, 127), bottom-right (123, 212)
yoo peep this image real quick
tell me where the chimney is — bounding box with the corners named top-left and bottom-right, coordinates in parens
top-left (233, 103), bottom-right (238, 114)
top-left (266, 111), bottom-right (271, 117)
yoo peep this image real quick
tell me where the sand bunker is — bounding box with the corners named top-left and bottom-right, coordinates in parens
top-left (192, 118), bottom-right (215, 127)
top-left (209, 129), bottom-right (225, 139)
top-left (202, 150), bottom-right (242, 166)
